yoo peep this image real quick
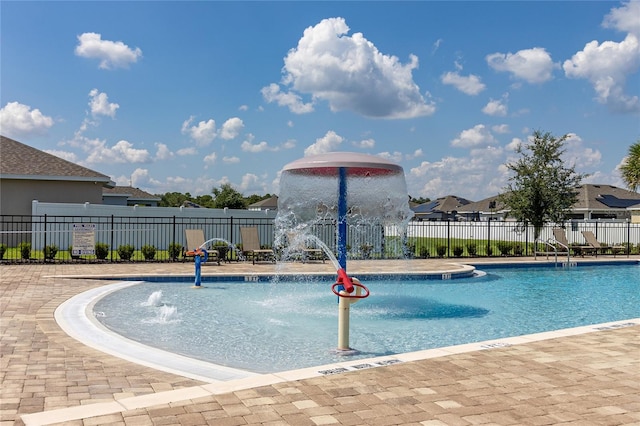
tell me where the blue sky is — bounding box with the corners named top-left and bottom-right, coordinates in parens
top-left (2, 1), bottom-right (639, 201)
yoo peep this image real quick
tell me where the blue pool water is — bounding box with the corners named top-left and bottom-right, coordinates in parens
top-left (94, 264), bottom-right (639, 373)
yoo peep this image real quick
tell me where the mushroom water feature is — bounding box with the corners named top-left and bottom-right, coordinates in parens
top-left (277, 152), bottom-right (414, 353)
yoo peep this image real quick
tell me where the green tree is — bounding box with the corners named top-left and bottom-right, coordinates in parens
top-left (410, 196), bottom-right (431, 205)
top-left (245, 193), bottom-right (272, 206)
top-left (157, 192), bottom-right (192, 207)
top-left (212, 183), bottom-right (247, 209)
top-left (499, 130), bottom-right (586, 240)
top-left (620, 141), bottom-right (640, 192)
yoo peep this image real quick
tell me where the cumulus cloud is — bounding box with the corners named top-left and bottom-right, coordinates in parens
top-left (261, 84), bottom-right (314, 114)
top-left (266, 17), bottom-right (435, 119)
top-left (88, 89), bottom-right (119, 118)
top-left (181, 116), bottom-right (216, 146)
top-left (562, 2), bottom-right (640, 112)
top-left (408, 146), bottom-right (506, 199)
top-left (304, 130), bottom-right (344, 156)
top-left (0, 101), bottom-right (54, 138)
top-left (563, 133), bottom-right (603, 169)
top-left (84, 139), bottom-right (151, 164)
top-left (377, 149), bottom-right (423, 163)
top-left (223, 156), bottom-right (240, 164)
top-left (203, 152), bottom-right (217, 168)
top-left (441, 71), bottom-right (486, 95)
top-left (176, 147), bottom-right (197, 156)
top-left (75, 32), bottom-right (142, 69)
top-left (241, 140), bottom-right (270, 153)
top-left (482, 94), bottom-right (508, 116)
top-left (219, 117), bottom-right (244, 140)
top-left (486, 47), bottom-right (558, 84)
top-left (450, 124), bottom-right (498, 148)
top-left (154, 143), bottom-right (173, 161)
top-left (353, 138), bottom-right (375, 149)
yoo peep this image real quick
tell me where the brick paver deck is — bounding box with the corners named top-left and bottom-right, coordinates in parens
top-left (1, 259), bottom-right (638, 425)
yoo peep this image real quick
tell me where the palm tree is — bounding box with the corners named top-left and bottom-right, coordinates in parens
top-left (620, 141), bottom-right (640, 192)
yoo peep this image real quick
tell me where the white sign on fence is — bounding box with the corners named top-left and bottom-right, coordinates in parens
top-left (72, 223), bottom-right (96, 255)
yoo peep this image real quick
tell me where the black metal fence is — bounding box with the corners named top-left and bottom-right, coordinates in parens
top-left (0, 214), bottom-right (638, 262)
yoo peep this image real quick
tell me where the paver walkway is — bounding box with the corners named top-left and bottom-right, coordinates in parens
top-left (1, 259), bottom-right (639, 425)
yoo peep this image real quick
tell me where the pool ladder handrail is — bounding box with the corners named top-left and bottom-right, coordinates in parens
top-left (534, 237), bottom-right (571, 266)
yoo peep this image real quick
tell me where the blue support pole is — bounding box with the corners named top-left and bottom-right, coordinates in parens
top-left (337, 167), bottom-right (348, 271)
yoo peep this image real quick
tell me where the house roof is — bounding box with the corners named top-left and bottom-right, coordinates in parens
top-left (102, 186), bottom-right (160, 201)
top-left (412, 195), bottom-right (472, 214)
top-left (572, 184), bottom-right (640, 211)
top-left (250, 195), bottom-right (279, 209)
top-left (0, 135), bottom-right (113, 184)
top-left (458, 195), bottom-right (507, 213)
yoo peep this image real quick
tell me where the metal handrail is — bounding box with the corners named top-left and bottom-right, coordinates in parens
top-left (535, 238), bottom-right (570, 265)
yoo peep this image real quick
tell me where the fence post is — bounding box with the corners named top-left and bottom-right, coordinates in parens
top-left (487, 219), bottom-right (491, 257)
top-left (43, 214), bottom-right (47, 262)
top-left (627, 219), bottom-right (631, 257)
top-left (110, 215), bottom-right (115, 262)
top-left (172, 215), bottom-right (176, 261)
top-left (446, 220), bottom-right (451, 257)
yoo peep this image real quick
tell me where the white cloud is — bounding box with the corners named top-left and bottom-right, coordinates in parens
top-left (563, 34), bottom-right (640, 112)
top-left (271, 17), bottom-right (435, 119)
top-left (482, 95), bottom-right (508, 116)
top-left (492, 124), bottom-right (510, 134)
top-left (304, 130), bottom-right (344, 156)
top-left (223, 156), bottom-right (240, 164)
top-left (84, 139), bottom-right (151, 164)
top-left (203, 152), bottom-right (217, 168)
top-left (261, 83), bottom-right (314, 114)
top-left (219, 117), bottom-right (244, 140)
top-left (352, 138), bottom-right (375, 149)
top-left (450, 124), bottom-right (497, 148)
top-left (241, 140), bottom-right (270, 153)
top-left (377, 149), bottom-right (423, 163)
top-left (408, 146), bottom-right (507, 199)
top-left (0, 101), bottom-right (54, 138)
top-left (176, 147), bottom-right (197, 156)
top-left (563, 133), bottom-right (603, 169)
top-left (75, 32), bottom-right (142, 69)
top-left (441, 71), bottom-right (486, 95)
top-left (486, 47), bottom-right (558, 83)
top-left (181, 116), bottom-right (216, 146)
top-left (154, 143), bottom-right (173, 160)
top-left (88, 89), bottom-right (119, 118)
top-left (602, 0), bottom-right (640, 36)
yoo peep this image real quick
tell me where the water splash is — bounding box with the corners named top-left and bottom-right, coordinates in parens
top-left (201, 238), bottom-right (244, 261)
top-left (141, 290), bottom-right (163, 307)
top-left (144, 305), bottom-right (180, 324)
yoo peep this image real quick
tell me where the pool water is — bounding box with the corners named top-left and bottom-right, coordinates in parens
top-left (94, 264), bottom-right (639, 373)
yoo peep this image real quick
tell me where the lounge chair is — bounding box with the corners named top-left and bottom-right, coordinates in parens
top-left (581, 231), bottom-right (626, 257)
top-left (551, 228), bottom-right (571, 254)
top-left (286, 232), bottom-right (325, 263)
top-left (240, 227), bottom-right (275, 264)
top-left (183, 229), bottom-right (220, 264)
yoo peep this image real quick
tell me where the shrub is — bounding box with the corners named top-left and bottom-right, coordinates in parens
top-left (436, 245), bottom-right (447, 258)
top-left (497, 242), bottom-right (513, 256)
top-left (141, 244), bottom-right (156, 261)
top-left (168, 242), bottom-right (182, 261)
top-left (0, 244), bottom-right (6, 259)
top-left (117, 244), bottom-right (135, 261)
top-left (419, 246), bottom-right (430, 259)
top-left (486, 245), bottom-right (493, 256)
top-left (466, 242), bottom-right (477, 257)
top-left (19, 242), bottom-right (31, 260)
top-left (95, 242), bottom-right (110, 260)
top-left (452, 245), bottom-right (464, 257)
top-left (360, 243), bottom-right (373, 259)
top-left (513, 244), bottom-right (524, 256)
top-left (44, 244), bottom-right (58, 260)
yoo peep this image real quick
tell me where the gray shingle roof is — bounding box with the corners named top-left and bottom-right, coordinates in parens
top-left (0, 135), bottom-right (111, 182)
top-left (102, 186), bottom-right (160, 200)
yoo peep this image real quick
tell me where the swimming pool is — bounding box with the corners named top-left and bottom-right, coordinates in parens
top-left (92, 263), bottom-right (639, 374)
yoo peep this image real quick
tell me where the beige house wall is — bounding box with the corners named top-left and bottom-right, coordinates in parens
top-left (1, 179), bottom-right (104, 216)
top-left (631, 210), bottom-right (640, 224)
